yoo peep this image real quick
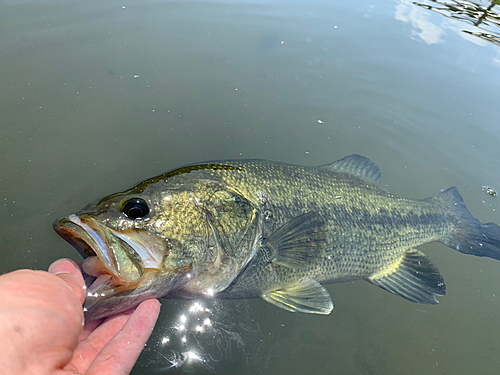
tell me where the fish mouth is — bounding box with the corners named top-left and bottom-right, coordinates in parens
top-left (54, 215), bottom-right (189, 321)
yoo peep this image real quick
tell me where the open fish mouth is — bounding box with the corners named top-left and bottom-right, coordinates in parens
top-left (54, 215), bottom-right (188, 321)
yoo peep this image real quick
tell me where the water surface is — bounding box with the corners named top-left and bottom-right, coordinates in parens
top-left (1, 0), bottom-right (500, 374)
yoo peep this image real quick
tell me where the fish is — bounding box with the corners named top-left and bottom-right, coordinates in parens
top-left (53, 155), bottom-right (500, 321)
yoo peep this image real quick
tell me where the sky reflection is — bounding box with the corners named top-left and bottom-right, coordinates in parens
top-left (396, 0), bottom-right (500, 47)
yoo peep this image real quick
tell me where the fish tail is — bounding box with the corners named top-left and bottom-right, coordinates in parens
top-left (437, 186), bottom-right (500, 260)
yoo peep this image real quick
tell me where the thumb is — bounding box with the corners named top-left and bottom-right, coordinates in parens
top-left (48, 258), bottom-right (86, 305)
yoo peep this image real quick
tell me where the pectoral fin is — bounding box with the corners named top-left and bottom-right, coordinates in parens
top-left (262, 278), bottom-right (333, 314)
top-left (367, 248), bottom-right (446, 304)
top-left (265, 212), bottom-right (327, 270)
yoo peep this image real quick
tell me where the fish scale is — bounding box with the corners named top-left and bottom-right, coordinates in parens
top-left (201, 160), bottom-right (449, 280)
top-left (54, 154), bottom-right (500, 321)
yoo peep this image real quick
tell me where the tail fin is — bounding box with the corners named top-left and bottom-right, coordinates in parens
top-left (438, 186), bottom-right (500, 260)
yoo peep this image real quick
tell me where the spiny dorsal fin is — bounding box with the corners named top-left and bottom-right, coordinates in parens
top-left (367, 248), bottom-right (446, 304)
top-left (262, 278), bottom-right (333, 314)
top-left (265, 212), bottom-right (327, 270)
top-left (319, 154), bottom-right (381, 185)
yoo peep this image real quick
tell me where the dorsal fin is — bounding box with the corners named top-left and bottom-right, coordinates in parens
top-left (319, 154), bottom-right (381, 185)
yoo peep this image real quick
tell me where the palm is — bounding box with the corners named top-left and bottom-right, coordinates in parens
top-left (64, 299), bottom-right (160, 375)
top-left (0, 261), bottom-right (160, 375)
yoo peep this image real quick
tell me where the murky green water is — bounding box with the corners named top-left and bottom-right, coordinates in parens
top-left (2, 0), bottom-right (500, 374)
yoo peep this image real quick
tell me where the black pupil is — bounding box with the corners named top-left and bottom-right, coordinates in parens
top-left (123, 198), bottom-right (149, 219)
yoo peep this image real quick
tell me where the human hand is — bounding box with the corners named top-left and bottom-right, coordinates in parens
top-left (0, 259), bottom-right (160, 375)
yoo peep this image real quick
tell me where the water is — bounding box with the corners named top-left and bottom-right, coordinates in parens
top-left (1, 0), bottom-right (500, 373)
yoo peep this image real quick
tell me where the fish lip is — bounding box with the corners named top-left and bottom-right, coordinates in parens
top-left (55, 214), bottom-right (149, 280)
top-left (54, 214), bottom-right (191, 322)
top-left (54, 215), bottom-right (142, 316)
top-left (53, 216), bottom-right (99, 259)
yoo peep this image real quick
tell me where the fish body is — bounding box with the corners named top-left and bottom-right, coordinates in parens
top-left (54, 155), bottom-right (500, 321)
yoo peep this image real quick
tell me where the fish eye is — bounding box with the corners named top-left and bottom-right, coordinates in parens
top-left (122, 198), bottom-right (150, 219)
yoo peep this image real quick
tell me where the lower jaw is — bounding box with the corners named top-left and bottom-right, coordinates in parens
top-left (84, 273), bottom-right (97, 290)
top-left (87, 274), bottom-right (114, 295)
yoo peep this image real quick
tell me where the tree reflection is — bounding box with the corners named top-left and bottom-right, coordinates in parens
top-left (413, 0), bottom-right (500, 46)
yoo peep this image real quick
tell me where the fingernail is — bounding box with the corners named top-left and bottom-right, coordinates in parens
top-left (48, 258), bottom-right (79, 275)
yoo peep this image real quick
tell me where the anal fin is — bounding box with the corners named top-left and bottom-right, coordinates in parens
top-left (367, 249), bottom-right (446, 304)
top-left (262, 278), bottom-right (333, 314)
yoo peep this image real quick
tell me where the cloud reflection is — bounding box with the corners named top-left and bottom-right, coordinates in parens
top-left (395, 0), bottom-right (445, 44)
top-left (396, 0), bottom-right (500, 47)
top-left (493, 48), bottom-right (500, 67)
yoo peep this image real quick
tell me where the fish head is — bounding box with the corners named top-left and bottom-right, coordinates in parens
top-left (54, 164), bottom-right (261, 321)
top-left (53, 184), bottom-right (194, 321)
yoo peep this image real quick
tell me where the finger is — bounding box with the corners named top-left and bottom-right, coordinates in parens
top-left (48, 258), bottom-right (86, 304)
top-left (67, 308), bottom-right (135, 374)
top-left (86, 299), bottom-right (161, 375)
top-left (79, 319), bottom-right (103, 342)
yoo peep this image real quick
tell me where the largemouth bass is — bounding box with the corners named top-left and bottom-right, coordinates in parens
top-left (54, 155), bottom-right (500, 321)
